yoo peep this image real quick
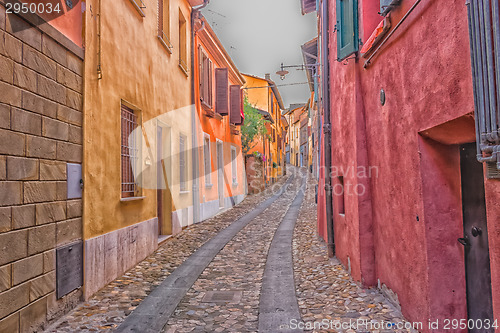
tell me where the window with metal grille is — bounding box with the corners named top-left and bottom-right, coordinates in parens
top-left (179, 134), bottom-right (187, 191)
top-left (121, 104), bottom-right (139, 198)
top-left (179, 10), bottom-right (188, 74)
top-left (204, 134), bottom-right (211, 184)
top-left (199, 48), bottom-right (213, 107)
top-left (158, 0), bottom-right (172, 51)
top-left (231, 146), bottom-right (237, 185)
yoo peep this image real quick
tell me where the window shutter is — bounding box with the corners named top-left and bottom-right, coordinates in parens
top-left (230, 85), bottom-right (242, 124)
top-left (208, 60), bottom-right (213, 106)
top-left (203, 57), bottom-right (209, 104)
top-left (239, 88), bottom-right (244, 124)
top-left (199, 49), bottom-right (204, 101)
top-left (336, 0), bottom-right (358, 61)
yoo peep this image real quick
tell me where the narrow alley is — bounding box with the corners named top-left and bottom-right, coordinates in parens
top-left (43, 168), bottom-right (410, 332)
top-left (2, 0), bottom-right (500, 330)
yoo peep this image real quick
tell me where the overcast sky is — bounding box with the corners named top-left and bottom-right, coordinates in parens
top-left (201, 0), bottom-right (317, 108)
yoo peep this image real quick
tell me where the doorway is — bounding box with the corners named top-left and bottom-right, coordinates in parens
top-left (460, 143), bottom-right (494, 330)
top-left (217, 140), bottom-right (224, 208)
top-left (157, 124), bottom-right (172, 236)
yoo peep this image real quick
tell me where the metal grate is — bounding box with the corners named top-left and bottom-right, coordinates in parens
top-left (121, 105), bottom-right (139, 198)
top-left (202, 291), bottom-right (243, 303)
top-left (487, 162), bottom-right (500, 179)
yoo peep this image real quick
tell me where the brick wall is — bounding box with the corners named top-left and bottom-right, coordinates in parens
top-left (0, 6), bottom-right (83, 333)
top-left (245, 155), bottom-right (265, 194)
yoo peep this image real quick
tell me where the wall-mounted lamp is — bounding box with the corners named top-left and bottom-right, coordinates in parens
top-left (276, 62), bottom-right (319, 80)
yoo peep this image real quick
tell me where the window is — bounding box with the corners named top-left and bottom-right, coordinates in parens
top-left (199, 49), bottom-right (213, 107)
top-left (129, 0), bottom-right (146, 16)
top-left (178, 10), bottom-right (188, 74)
top-left (158, 0), bottom-right (172, 51)
top-left (179, 134), bottom-right (187, 191)
top-left (204, 134), bottom-right (211, 185)
top-left (121, 104), bottom-right (140, 198)
top-left (336, 0), bottom-right (359, 61)
top-left (231, 146), bottom-right (237, 185)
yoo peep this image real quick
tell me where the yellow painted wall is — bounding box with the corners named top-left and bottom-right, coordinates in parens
top-left (83, 0), bottom-right (193, 238)
top-left (242, 74), bottom-right (286, 181)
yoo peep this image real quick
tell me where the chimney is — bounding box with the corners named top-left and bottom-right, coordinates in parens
top-left (265, 73), bottom-right (271, 80)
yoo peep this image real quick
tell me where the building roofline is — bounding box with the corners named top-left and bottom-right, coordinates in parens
top-left (241, 73), bottom-right (285, 110)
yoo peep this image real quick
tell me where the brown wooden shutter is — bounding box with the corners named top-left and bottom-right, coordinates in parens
top-left (215, 68), bottom-right (229, 115)
top-left (208, 60), bottom-right (213, 106)
top-left (230, 85), bottom-right (242, 124)
top-left (239, 88), bottom-right (244, 125)
top-left (199, 48), bottom-right (204, 101)
top-left (203, 56), bottom-right (209, 104)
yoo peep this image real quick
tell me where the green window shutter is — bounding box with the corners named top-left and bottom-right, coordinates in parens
top-left (336, 0), bottom-right (359, 61)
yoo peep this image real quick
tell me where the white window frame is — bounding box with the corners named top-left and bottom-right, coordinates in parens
top-left (203, 132), bottom-right (212, 187)
top-left (231, 145), bottom-right (238, 186)
top-left (179, 133), bottom-right (188, 193)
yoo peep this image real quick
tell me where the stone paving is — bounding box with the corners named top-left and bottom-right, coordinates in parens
top-left (164, 171), bottom-right (303, 332)
top-left (292, 173), bottom-right (415, 333)
top-left (44, 167), bottom-right (414, 333)
top-left (43, 175), bottom-right (290, 333)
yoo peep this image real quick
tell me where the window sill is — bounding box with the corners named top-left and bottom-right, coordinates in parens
top-left (120, 196), bottom-right (146, 202)
top-left (158, 35), bottom-right (173, 54)
top-left (179, 190), bottom-right (190, 194)
top-left (178, 62), bottom-right (189, 77)
top-left (203, 108), bottom-right (223, 120)
top-left (205, 183), bottom-right (213, 189)
top-left (129, 0), bottom-right (146, 17)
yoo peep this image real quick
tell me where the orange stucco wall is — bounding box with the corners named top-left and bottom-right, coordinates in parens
top-left (193, 18), bottom-right (246, 211)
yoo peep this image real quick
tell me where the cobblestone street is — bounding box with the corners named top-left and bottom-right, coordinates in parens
top-left (44, 168), bottom-right (410, 332)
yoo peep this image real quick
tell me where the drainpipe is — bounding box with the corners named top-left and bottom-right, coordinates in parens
top-left (321, 0), bottom-right (335, 257)
top-left (191, 0), bottom-right (209, 223)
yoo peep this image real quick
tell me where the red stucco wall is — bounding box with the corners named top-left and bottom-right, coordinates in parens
top-left (318, 0), bottom-right (500, 329)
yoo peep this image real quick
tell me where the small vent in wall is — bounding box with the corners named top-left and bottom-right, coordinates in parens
top-left (486, 162), bottom-right (500, 179)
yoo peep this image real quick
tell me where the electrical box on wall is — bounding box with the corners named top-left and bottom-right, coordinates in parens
top-left (56, 241), bottom-right (83, 299)
top-left (67, 163), bottom-right (82, 199)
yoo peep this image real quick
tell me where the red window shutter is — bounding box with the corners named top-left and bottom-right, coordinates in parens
top-left (230, 85), bottom-right (242, 124)
top-left (215, 68), bottom-right (229, 115)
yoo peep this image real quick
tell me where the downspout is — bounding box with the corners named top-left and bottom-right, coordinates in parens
top-left (322, 0), bottom-right (335, 257)
top-left (191, 0), bottom-right (209, 223)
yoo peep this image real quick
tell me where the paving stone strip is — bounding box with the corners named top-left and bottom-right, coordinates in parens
top-left (292, 173), bottom-right (414, 333)
top-left (43, 175), bottom-right (291, 333)
top-left (115, 175), bottom-right (295, 333)
top-left (258, 169), bottom-right (306, 333)
top-left (164, 167), bottom-right (304, 333)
